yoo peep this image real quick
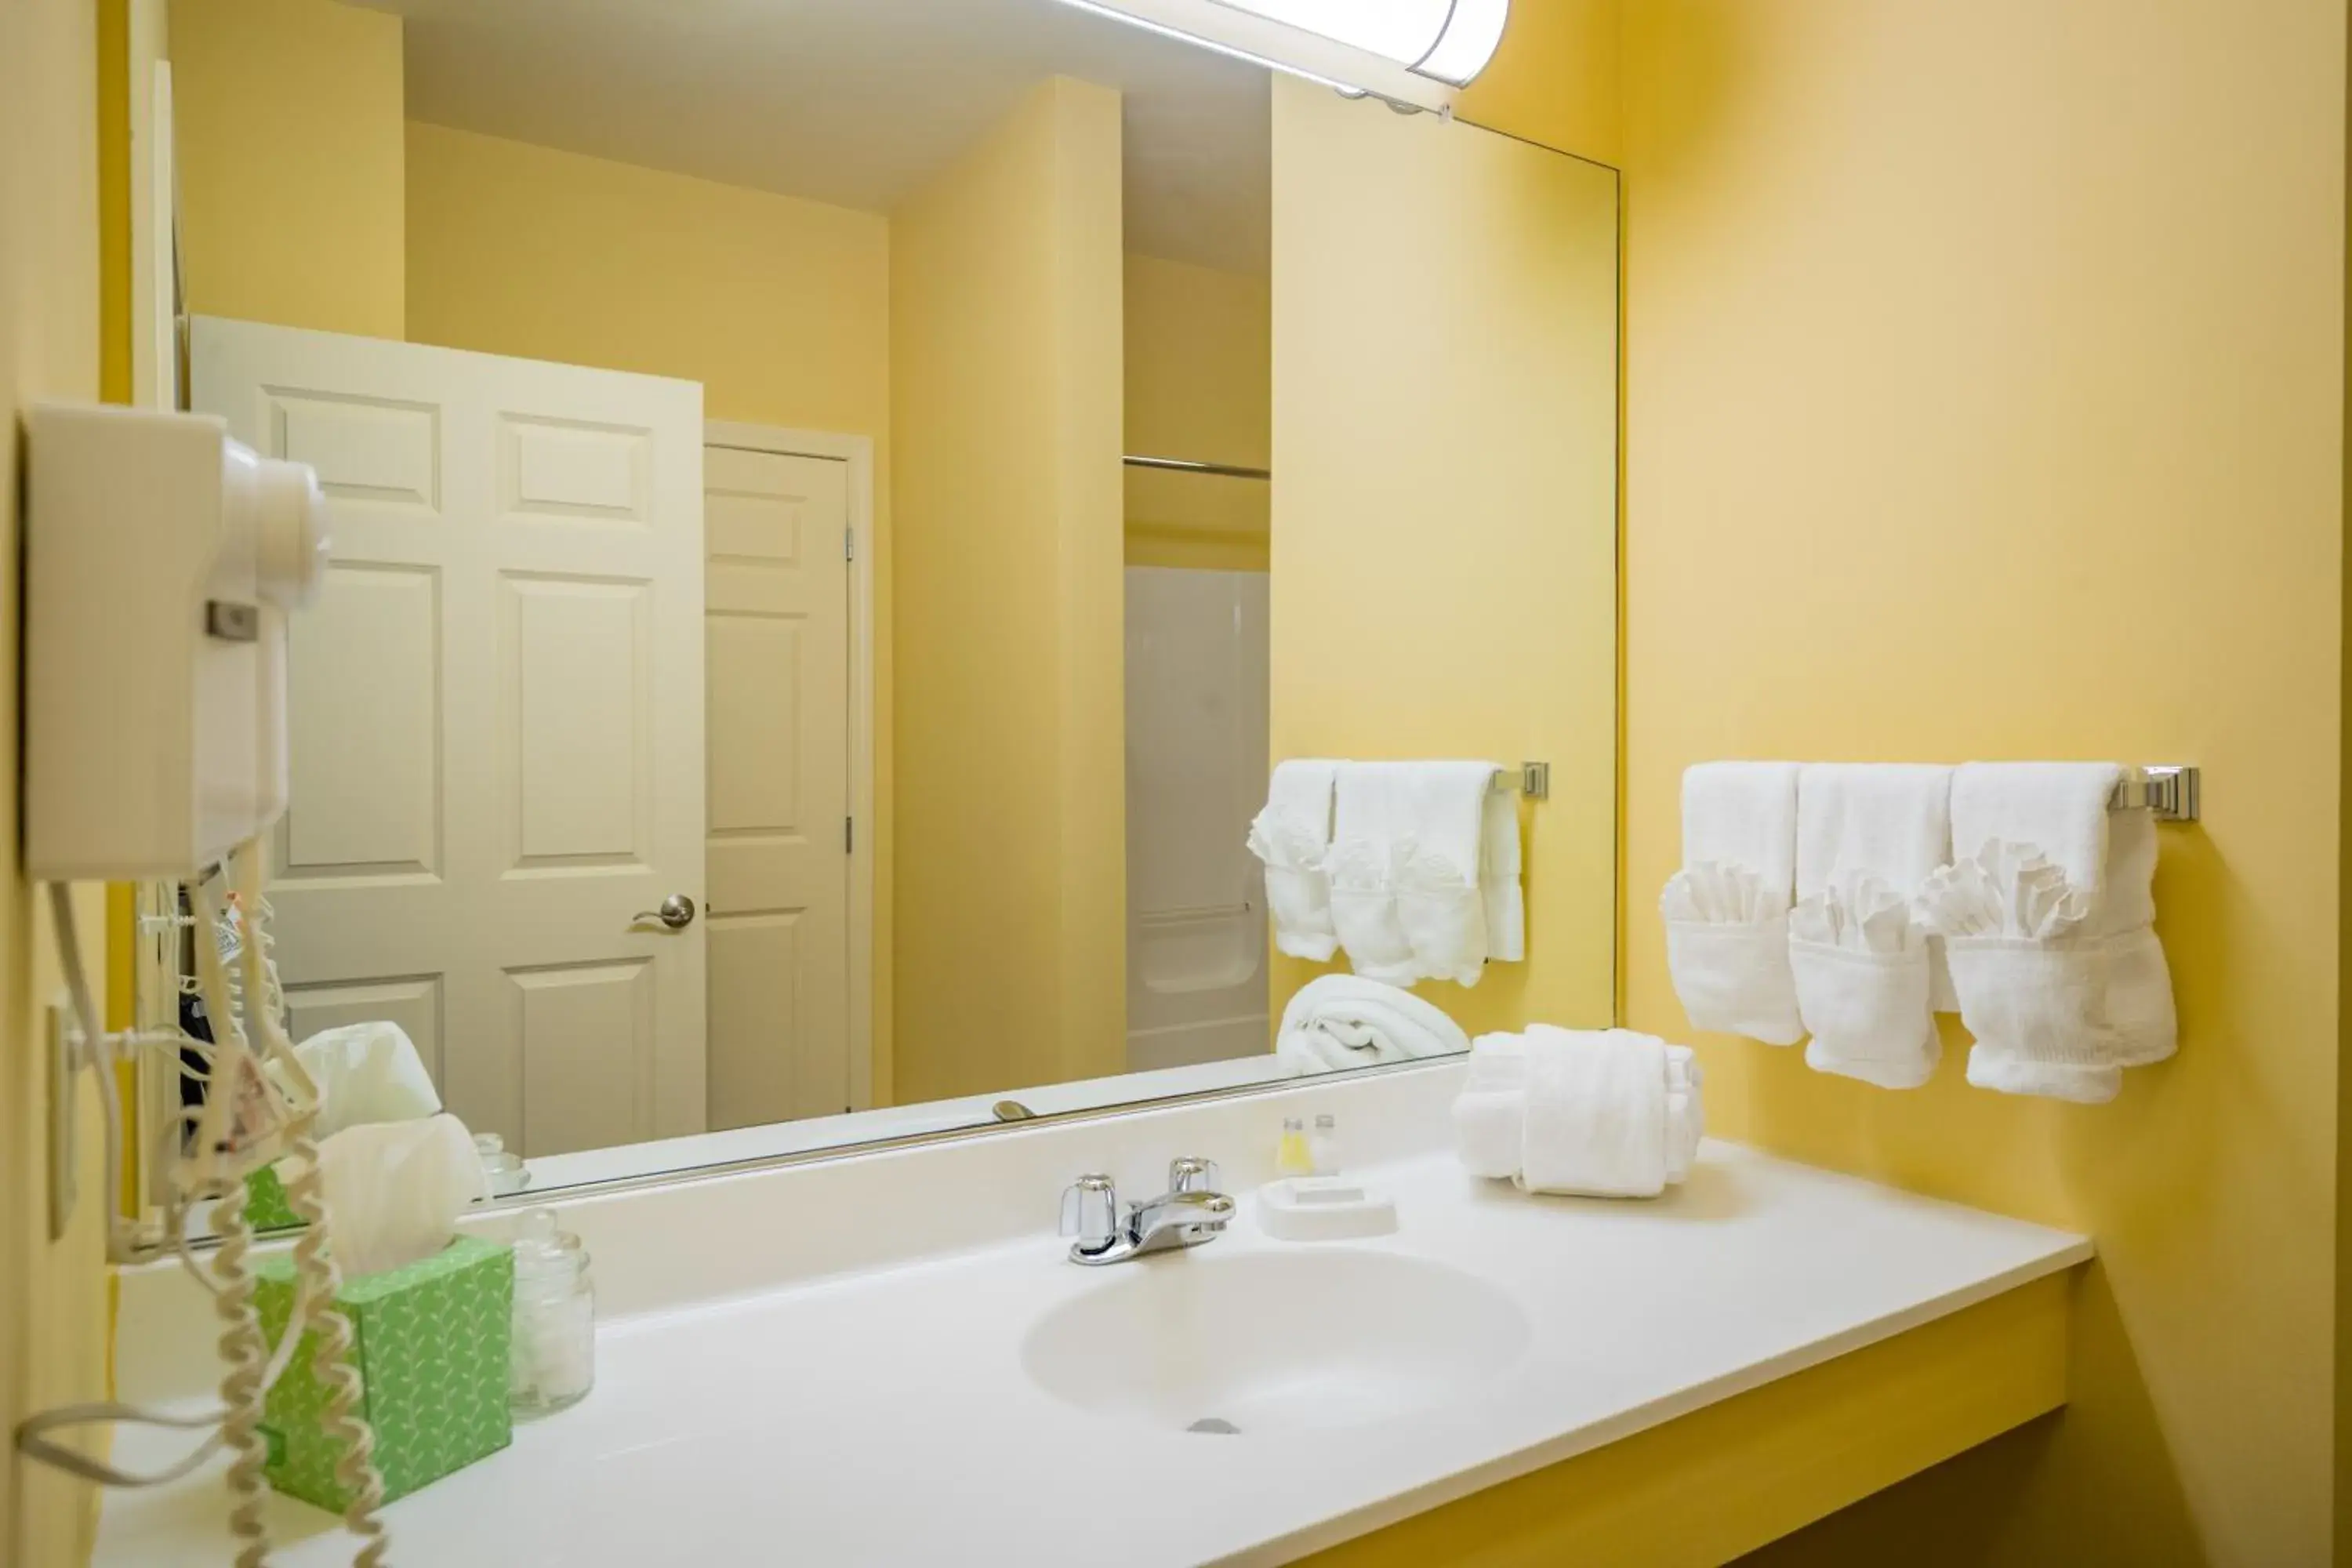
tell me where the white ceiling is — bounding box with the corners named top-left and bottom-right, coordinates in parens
top-left (357, 0), bottom-right (1272, 275)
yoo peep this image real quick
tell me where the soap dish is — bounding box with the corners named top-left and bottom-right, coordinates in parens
top-left (1254, 1178), bottom-right (1398, 1243)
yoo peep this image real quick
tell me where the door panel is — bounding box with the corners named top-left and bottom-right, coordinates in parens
top-left (194, 316), bottom-right (706, 1156)
top-left (704, 441), bottom-right (849, 1127)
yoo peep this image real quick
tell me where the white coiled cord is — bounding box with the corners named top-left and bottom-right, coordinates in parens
top-left (232, 849), bottom-right (387, 1566)
top-left (207, 1179), bottom-right (272, 1568)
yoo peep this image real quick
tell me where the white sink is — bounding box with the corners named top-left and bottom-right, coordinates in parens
top-left (1020, 1249), bottom-right (1532, 1436)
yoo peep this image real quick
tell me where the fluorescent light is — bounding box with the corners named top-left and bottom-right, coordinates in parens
top-left (1410, 0), bottom-right (1510, 86)
top-left (1047, 0), bottom-right (1511, 107)
top-left (1211, 0), bottom-right (1509, 85)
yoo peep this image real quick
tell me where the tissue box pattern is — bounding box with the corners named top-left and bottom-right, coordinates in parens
top-left (256, 1234), bottom-right (514, 1511)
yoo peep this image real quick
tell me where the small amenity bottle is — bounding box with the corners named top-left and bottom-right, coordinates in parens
top-left (1310, 1112), bottom-right (1343, 1176)
top-left (1276, 1116), bottom-right (1314, 1177)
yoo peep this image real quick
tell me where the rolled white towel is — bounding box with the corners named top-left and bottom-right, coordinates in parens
top-left (1515, 1026), bottom-right (1676, 1200)
top-left (1276, 975), bottom-right (1471, 1076)
top-left (1451, 1033), bottom-right (1528, 1178)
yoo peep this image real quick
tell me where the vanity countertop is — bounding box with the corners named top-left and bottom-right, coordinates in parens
top-left (96, 1139), bottom-right (2089, 1567)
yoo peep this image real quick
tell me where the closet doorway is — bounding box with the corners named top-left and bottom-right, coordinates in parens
top-left (702, 423), bottom-right (875, 1128)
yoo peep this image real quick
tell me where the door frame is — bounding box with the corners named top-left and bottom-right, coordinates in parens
top-left (702, 419), bottom-right (877, 1111)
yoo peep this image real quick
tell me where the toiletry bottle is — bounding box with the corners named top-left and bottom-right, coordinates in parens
top-left (1277, 1116), bottom-right (1314, 1177)
top-left (1310, 1112), bottom-right (1342, 1176)
top-left (510, 1209), bottom-right (595, 1417)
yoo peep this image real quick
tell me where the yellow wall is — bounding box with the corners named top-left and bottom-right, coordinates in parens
top-left (2, 0), bottom-right (112, 1561)
top-left (405, 122), bottom-right (891, 439)
top-left (403, 122), bottom-right (900, 1097)
top-left (890, 77), bottom-right (1127, 1102)
top-left (1454, 0), bottom-right (1622, 164)
top-left (1267, 77), bottom-right (1620, 1040)
top-left (1123, 250), bottom-right (1270, 570)
top-left (1617, 2), bottom-right (2345, 1562)
top-left (169, 0), bottom-right (404, 337)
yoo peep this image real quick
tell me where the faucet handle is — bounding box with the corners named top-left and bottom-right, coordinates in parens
top-left (1167, 1156), bottom-right (1221, 1195)
top-left (1059, 1174), bottom-right (1119, 1254)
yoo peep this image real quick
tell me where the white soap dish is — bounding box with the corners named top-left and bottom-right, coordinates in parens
top-left (1254, 1178), bottom-right (1398, 1242)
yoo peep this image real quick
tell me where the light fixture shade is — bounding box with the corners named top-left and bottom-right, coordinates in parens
top-left (1209, 0), bottom-right (1511, 86)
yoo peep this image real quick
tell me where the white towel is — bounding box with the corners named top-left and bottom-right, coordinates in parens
top-left (1685, 760), bottom-right (1800, 893)
top-left (1790, 766), bottom-right (1950, 1089)
top-left (1450, 1033), bottom-right (1528, 1178)
top-left (1276, 975), bottom-right (1470, 1076)
top-left (1944, 764), bottom-right (2177, 1100)
top-left (1326, 764), bottom-right (1419, 983)
top-left (1395, 761), bottom-right (1502, 986)
top-left (1247, 760), bottom-right (1339, 961)
top-left (1516, 1026), bottom-right (1672, 1200)
top-left (1454, 1029), bottom-right (1704, 1189)
top-left (1483, 786), bottom-right (1525, 964)
top-left (1662, 1044), bottom-right (1704, 1185)
top-left (1663, 762), bottom-right (1805, 1045)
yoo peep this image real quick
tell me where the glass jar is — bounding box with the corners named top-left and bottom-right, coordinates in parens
top-left (474, 1131), bottom-right (531, 1197)
top-left (509, 1209), bottom-right (594, 1417)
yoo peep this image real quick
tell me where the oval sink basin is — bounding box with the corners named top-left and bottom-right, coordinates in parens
top-left (1021, 1249), bottom-right (1531, 1436)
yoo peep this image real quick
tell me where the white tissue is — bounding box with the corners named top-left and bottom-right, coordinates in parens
top-left (304, 1113), bottom-right (488, 1279)
top-left (290, 1021), bottom-right (442, 1139)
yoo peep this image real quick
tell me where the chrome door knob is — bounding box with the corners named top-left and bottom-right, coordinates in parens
top-left (633, 894), bottom-right (697, 930)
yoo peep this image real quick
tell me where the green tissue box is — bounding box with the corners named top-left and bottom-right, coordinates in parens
top-left (256, 1235), bottom-right (514, 1511)
top-left (242, 1165), bottom-right (304, 1233)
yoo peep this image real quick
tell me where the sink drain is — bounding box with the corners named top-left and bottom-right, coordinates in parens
top-left (1185, 1417), bottom-right (1241, 1436)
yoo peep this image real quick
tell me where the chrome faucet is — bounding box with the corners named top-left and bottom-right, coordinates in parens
top-left (1058, 1157), bottom-right (1234, 1266)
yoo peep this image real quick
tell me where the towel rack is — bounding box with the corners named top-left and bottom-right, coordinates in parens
top-left (1494, 762), bottom-right (1550, 801)
top-left (1123, 453), bottom-right (1271, 481)
top-left (2113, 765), bottom-right (2199, 822)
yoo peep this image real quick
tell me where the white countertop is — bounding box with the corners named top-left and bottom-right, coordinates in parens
top-left (98, 1138), bottom-right (2089, 1567)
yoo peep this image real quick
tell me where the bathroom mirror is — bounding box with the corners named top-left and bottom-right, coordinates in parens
top-left (132, 0), bottom-right (1619, 1230)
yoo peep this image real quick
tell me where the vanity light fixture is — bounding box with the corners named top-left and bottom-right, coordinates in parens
top-left (1051, 0), bottom-right (1509, 111)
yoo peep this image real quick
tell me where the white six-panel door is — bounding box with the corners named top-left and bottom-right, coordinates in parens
top-left (702, 436), bottom-right (851, 1127)
top-left (193, 317), bottom-right (708, 1158)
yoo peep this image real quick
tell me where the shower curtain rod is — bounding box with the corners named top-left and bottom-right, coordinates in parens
top-left (1123, 453), bottom-right (1272, 481)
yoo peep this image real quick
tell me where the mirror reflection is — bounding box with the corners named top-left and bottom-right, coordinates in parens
top-left (138, 0), bottom-right (1620, 1215)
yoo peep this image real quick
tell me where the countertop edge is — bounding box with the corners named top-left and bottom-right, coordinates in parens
top-left (1236, 1236), bottom-right (2095, 1566)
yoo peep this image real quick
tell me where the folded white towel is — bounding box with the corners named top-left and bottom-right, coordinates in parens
top-left (1326, 764), bottom-right (1419, 984)
top-left (1483, 786), bottom-right (1525, 964)
top-left (1395, 761), bottom-right (1501, 986)
top-left (1516, 1026), bottom-right (1672, 1200)
top-left (1795, 763), bottom-right (1958, 1013)
top-left (1247, 760), bottom-right (1339, 961)
top-left (1663, 762), bottom-right (1804, 1045)
top-left (1943, 764), bottom-right (2176, 1100)
top-left (1790, 872), bottom-right (1939, 1091)
top-left (1276, 975), bottom-right (1470, 1076)
top-left (1685, 760), bottom-right (1800, 892)
top-left (1790, 765), bottom-right (1949, 1089)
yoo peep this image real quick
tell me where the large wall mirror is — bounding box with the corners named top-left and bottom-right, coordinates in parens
top-left (132, 0), bottom-right (1619, 1229)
